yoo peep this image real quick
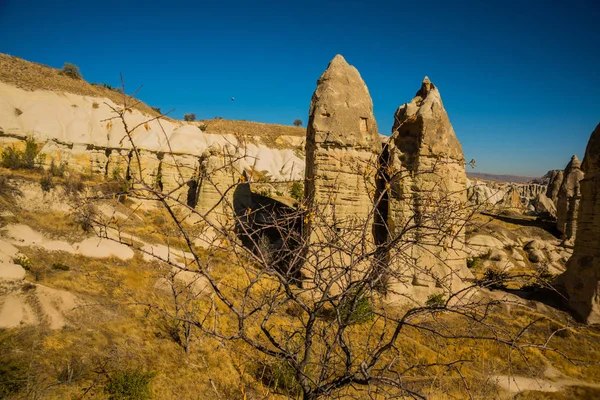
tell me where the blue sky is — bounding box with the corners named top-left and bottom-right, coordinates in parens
top-left (0, 0), bottom-right (598, 176)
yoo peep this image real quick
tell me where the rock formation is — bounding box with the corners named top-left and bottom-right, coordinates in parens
top-left (304, 54), bottom-right (381, 238)
top-left (556, 155), bottom-right (584, 243)
top-left (383, 77), bottom-right (472, 298)
top-left (561, 123), bottom-right (600, 323)
top-left (546, 170), bottom-right (564, 204)
top-left (532, 192), bottom-right (557, 219)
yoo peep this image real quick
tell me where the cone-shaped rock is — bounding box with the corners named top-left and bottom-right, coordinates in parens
top-left (305, 54), bottom-right (381, 234)
top-left (562, 123), bottom-right (600, 323)
top-left (557, 155), bottom-right (584, 243)
top-left (384, 77), bottom-right (472, 301)
top-left (546, 169), bottom-right (564, 204)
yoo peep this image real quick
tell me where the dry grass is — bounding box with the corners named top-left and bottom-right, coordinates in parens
top-left (200, 118), bottom-right (305, 137)
top-left (0, 53), bottom-right (161, 117)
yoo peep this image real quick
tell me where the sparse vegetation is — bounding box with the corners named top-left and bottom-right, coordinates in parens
top-left (480, 267), bottom-right (511, 290)
top-left (49, 158), bottom-right (67, 177)
top-left (60, 62), bottom-right (82, 79)
top-left (92, 101), bottom-right (100, 109)
top-left (289, 181), bottom-right (304, 202)
top-left (426, 292), bottom-right (446, 308)
top-left (104, 369), bottom-right (155, 400)
top-left (183, 113), bottom-right (196, 122)
top-left (1, 137), bottom-right (44, 170)
top-left (12, 253), bottom-right (32, 270)
top-left (14, 107), bottom-right (22, 116)
top-left (40, 174), bottom-right (53, 192)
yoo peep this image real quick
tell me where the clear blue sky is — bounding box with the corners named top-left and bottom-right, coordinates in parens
top-left (0, 0), bottom-right (598, 177)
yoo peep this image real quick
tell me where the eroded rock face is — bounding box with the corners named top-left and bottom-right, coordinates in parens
top-left (546, 170), bottom-right (564, 204)
top-left (304, 54), bottom-right (381, 236)
top-left (557, 155), bottom-right (584, 243)
top-left (562, 123), bottom-right (600, 323)
top-left (385, 77), bottom-right (472, 297)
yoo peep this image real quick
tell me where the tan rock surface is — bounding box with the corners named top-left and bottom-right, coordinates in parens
top-left (386, 77), bottom-right (472, 297)
top-left (562, 123), bottom-right (600, 323)
top-left (556, 155), bottom-right (584, 242)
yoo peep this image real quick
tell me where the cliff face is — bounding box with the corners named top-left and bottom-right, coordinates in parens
top-left (562, 124), bottom-right (600, 323)
top-left (384, 77), bottom-right (472, 298)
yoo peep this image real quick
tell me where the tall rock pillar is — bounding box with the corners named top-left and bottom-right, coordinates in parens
top-left (562, 123), bottom-right (600, 323)
top-left (385, 77), bottom-right (472, 300)
top-left (304, 55), bottom-right (382, 276)
top-left (556, 155), bottom-right (584, 244)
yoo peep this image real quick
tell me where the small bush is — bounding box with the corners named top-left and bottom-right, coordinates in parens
top-left (289, 182), bottom-right (304, 202)
top-left (92, 102), bottom-right (100, 109)
top-left (425, 293), bottom-right (446, 308)
top-left (198, 123), bottom-right (208, 131)
top-left (151, 107), bottom-right (161, 114)
top-left (480, 267), bottom-right (510, 290)
top-left (104, 369), bottom-right (155, 400)
top-left (22, 282), bottom-right (36, 291)
top-left (466, 256), bottom-right (481, 269)
top-left (183, 113), bottom-right (196, 122)
top-left (60, 62), bottom-right (82, 79)
top-left (293, 119), bottom-right (302, 127)
top-left (1, 137), bottom-right (43, 170)
top-left (0, 359), bottom-right (28, 397)
top-left (64, 175), bottom-right (85, 196)
top-left (254, 360), bottom-right (300, 396)
top-left (40, 174), bottom-right (53, 192)
top-left (14, 108), bottom-right (22, 116)
top-left (49, 159), bottom-right (68, 177)
top-left (52, 263), bottom-right (70, 271)
top-left (12, 253), bottom-right (32, 270)
top-left (338, 287), bottom-right (373, 324)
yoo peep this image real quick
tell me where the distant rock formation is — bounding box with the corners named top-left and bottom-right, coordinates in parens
top-left (561, 123), bottom-right (600, 323)
top-left (556, 155), bottom-right (584, 244)
top-left (516, 183), bottom-right (546, 201)
top-left (383, 77), bottom-right (472, 298)
top-left (546, 170), bottom-right (564, 204)
top-left (532, 192), bottom-right (557, 219)
top-left (304, 54), bottom-right (381, 239)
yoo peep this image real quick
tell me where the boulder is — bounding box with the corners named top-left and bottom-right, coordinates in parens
top-left (532, 193), bottom-right (557, 218)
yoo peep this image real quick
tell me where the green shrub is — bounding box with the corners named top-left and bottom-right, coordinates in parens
top-left (1, 137), bottom-right (43, 170)
top-left (60, 62), bottom-right (82, 79)
top-left (183, 113), bottom-right (196, 122)
top-left (480, 267), bottom-right (510, 290)
top-left (105, 369), bottom-right (155, 400)
top-left (293, 119), bottom-right (302, 127)
top-left (466, 256), bottom-right (481, 269)
top-left (198, 123), bottom-right (208, 131)
top-left (12, 253), bottom-right (32, 270)
top-left (151, 107), bottom-right (161, 114)
top-left (339, 287), bottom-right (373, 324)
top-left (255, 360), bottom-right (300, 396)
top-left (425, 293), bottom-right (446, 308)
top-left (0, 359), bottom-right (27, 397)
top-left (40, 174), bottom-right (53, 192)
top-left (289, 182), bottom-right (304, 202)
top-left (49, 159), bottom-right (68, 177)
top-left (51, 263), bottom-right (70, 271)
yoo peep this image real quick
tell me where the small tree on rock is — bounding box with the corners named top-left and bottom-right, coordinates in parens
top-left (293, 119), bottom-right (302, 127)
top-left (184, 113), bottom-right (196, 122)
top-left (61, 63), bottom-right (82, 80)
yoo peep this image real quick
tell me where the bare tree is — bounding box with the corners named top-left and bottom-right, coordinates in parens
top-left (73, 82), bottom-right (577, 400)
